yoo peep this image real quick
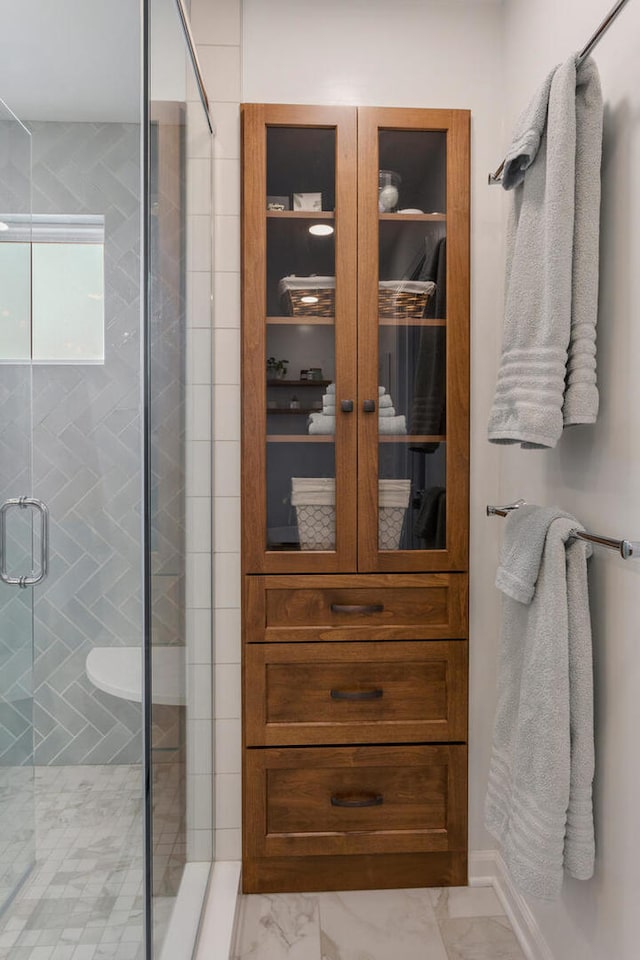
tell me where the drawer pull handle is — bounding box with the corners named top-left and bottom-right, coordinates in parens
top-left (330, 603), bottom-right (384, 615)
top-left (331, 793), bottom-right (384, 808)
top-left (330, 688), bottom-right (383, 701)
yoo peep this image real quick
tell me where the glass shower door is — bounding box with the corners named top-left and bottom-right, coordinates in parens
top-left (0, 98), bottom-right (35, 913)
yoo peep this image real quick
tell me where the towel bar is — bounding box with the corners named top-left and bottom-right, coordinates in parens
top-left (488, 0), bottom-right (633, 184)
top-left (487, 500), bottom-right (640, 559)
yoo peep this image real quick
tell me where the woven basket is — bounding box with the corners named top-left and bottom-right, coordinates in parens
top-left (279, 276), bottom-right (435, 319)
top-left (378, 287), bottom-right (430, 319)
top-left (285, 287), bottom-right (335, 317)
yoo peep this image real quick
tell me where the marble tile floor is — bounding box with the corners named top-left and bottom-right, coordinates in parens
top-left (0, 763), bottom-right (185, 960)
top-left (231, 886), bottom-right (527, 960)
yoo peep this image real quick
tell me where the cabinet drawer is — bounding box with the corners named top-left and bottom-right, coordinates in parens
top-left (245, 745), bottom-right (467, 859)
top-left (245, 574), bottom-right (468, 641)
top-left (245, 641), bottom-right (467, 745)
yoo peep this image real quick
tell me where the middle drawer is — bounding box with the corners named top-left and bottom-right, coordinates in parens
top-left (245, 640), bottom-right (467, 746)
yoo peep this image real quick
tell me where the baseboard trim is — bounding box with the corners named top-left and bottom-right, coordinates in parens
top-left (194, 852), bottom-right (552, 960)
top-left (194, 860), bottom-right (242, 960)
top-left (468, 850), bottom-right (554, 960)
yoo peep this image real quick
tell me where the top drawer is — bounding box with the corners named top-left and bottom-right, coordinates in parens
top-left (245, 574), bottom-right (468, 641)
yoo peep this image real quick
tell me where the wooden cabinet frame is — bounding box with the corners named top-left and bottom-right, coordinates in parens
top-left (242, 104), bottom-right (469, 575)
top-left (242, 104), bottom-right (358, 574)
top-left (357, 108), bottom-right (470, 572)
top-left (241, 103), bottom-right (470, 895)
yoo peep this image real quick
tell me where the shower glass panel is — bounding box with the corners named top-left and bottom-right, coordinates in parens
top-left (0, 3), bottom-right (146, 955)
top-left (148, 0), bottom-right (213, 955)
top-left (0, 97), bottom-right (34, 917)
top-left (0, 2), bottom-right (212, 956)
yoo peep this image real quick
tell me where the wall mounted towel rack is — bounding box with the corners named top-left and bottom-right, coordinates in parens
top-left (487, 499), bottom-right (640, 559)
top-left (488, 0), bottom-right (633, 184)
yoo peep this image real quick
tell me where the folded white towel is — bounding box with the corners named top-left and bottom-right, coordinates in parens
top-left (309, 412), bottom-right (404, 433)
top-left (322, 399), bottom-right (336, 411)
top-left (379, 394), bottom-right (393, 408)
top-left (379, 386), bottom-right (386, 396)
top-left (308, 413), bottom-right (335, 435)
top-left (378, 415), bottom-right (406, 434)
top-left (378, 407), bottom-right (396, 418)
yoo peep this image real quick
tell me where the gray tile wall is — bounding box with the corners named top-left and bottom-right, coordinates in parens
top-left (0, 118), bottom-right (191, 766)
top-left (31, 121), bottom-right (144, 765)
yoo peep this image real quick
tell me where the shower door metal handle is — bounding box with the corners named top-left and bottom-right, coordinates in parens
top-left (0, 497), bottom-right (49, 588)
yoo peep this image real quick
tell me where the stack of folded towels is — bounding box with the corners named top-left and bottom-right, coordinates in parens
top-left (308, 384), bottom-right (407, 435)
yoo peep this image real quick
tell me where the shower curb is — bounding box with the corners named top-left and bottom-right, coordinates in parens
top-left (194, 860), bottom-right (242, 960)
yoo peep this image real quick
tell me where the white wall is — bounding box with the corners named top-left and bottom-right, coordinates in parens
top-left (499, 1), bottom-right (640, 957)
top-left (243, 0), bottom-right (506, 855)
top-left (189, 0), bottom-right (243, 863)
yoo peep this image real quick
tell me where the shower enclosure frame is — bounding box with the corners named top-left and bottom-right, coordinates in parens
top-left (143, 1), bottom-right (214, 956)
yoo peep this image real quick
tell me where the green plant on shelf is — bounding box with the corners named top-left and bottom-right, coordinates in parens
top-left (267, 357), bottom-right (289, 378)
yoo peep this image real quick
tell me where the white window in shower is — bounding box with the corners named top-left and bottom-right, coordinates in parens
top-left (0, 214), bottom-right (105, 364)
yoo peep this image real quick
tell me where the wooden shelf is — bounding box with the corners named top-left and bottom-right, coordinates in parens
top-left (267, 409), bottom-right (319, 416)
top-left (267, 379), bottom-right (331, 388)
top-left (267, 316), bottom-right (444, 327)
top-left (380, 435), bottom-right (445, 443)
top-left (379, 213), bottom-right (446, 222)
top-left (265, 434), bottom-right (445, 443)
top-left (379, 317), bottom-right (446, 327)
top-left (267, 435), bottom-right (334, 443)
top-left (267, 210), bottom-right (335, 219)
top-left (267, 316), bottom-right (335, 325)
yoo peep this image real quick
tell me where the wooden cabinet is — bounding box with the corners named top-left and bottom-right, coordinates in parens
top-left (241, 103), bottom-right (469, 893)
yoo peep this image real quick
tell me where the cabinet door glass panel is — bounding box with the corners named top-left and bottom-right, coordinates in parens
top-left (377, 130), bottom-right (447, 551)
top-left (266, 127), bottom-right (337, 551)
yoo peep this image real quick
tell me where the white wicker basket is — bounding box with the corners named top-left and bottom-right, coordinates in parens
top-left (291, 478), bottom-right (411, 550)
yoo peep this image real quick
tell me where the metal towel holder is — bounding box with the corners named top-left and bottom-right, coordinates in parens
top-left (486, 499), bottom-right (640, 560)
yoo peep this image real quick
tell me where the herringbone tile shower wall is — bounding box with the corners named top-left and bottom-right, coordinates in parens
top-left (31, 121), bottom-right (147, 765)
top-left (0, 121), bottom-right (153, 766)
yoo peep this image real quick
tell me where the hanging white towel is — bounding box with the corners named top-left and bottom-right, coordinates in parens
top-left (488, 55), bottom-right (603, 448)
top-left (485, 505), bottom-right (595, 899)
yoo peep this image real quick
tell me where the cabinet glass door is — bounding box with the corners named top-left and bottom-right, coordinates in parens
top-left (357, 108), bottom-right (469, 572)
top-left (242, 105), bottom-right (357, 573)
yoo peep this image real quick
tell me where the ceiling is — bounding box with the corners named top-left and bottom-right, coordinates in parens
top-left (0, 0), bottom-right (142, 123)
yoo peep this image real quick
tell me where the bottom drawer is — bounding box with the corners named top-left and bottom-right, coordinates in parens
top-left (245, 744), bottom-right (467, 860)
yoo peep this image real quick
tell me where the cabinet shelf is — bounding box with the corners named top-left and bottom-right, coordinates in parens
top-left (268, 317), bottom-right (445, 327)
top-left (266, 434), bottom-right (445, 443)
top-left (379, 435), bottom-right (445, 443)
top-left (267, 435), bottom-right (334, 443)
top-left (267, 379), bottom-right (332, 388)
top-left (267, 409), bottom-right (320, 416)
top-left (379, 317), bottom-right (446, 327)
top-left (267, 210), bottom-right (335, 219)
top-left (267, 316), bottom-right (335, 326)
top-left (379, 213), bottom-right (446, 222)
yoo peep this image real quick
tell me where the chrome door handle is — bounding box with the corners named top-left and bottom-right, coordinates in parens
top-left (0, 497), bottom-right (49, 588)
